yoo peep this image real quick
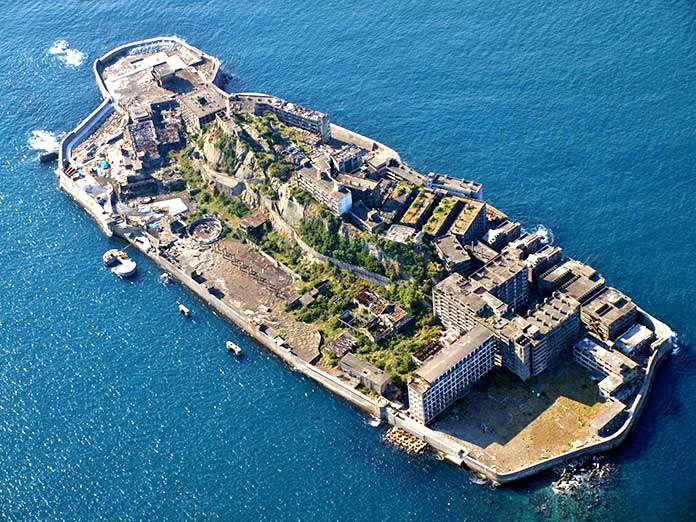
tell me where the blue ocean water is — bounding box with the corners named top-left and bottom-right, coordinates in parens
top-left (1, 1), bottom-right (695, 520)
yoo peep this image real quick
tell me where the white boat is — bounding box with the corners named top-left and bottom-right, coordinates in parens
top-left (226, 341), bottom-right (242, 355)
top-left (160, 272), bottom-right (173, 285)
top-left (367, 416), bottom-right (381, 427)
top-left (179, 304), bottom-right (191, 317)
top-left (103, 249), bottom-right (123, 267)
top-left (111, 258), bottom-right (137, 278)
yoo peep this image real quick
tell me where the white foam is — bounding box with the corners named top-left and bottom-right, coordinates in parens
top-left (48, 39), bottom-right (85, 67)
top-left (670, 332), bottom-right (681, 355)
top-left (28, 130), bottom-right (64, 152)
top-left (49, 39), bottom-right (69, 55)
top-left (523, 224), bottom-right (555, 245)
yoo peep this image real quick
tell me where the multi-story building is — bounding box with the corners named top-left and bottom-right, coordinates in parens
top-left (124, 120), bottom-right (162, 170)
top-left (179, 87), bottom-right (227, 132)
top-left (296, 165), bottom-right (352, 215)
top-left (538, 258), bottom-right (606, 303)
top-left (449, 198), bottom-right (487, 244)
top-left (483, 220), bottom-right (522, 251)
top-left (614, 323), bottom-right (654, 357)
top-left (525, 244), bottom-right (563, 284)
top-left (260, 97), bottom-right (331, 142)
top-left (401, 190), bottom-right (437, 228)
top-left (433, 272), bottom-right (509, 333)
top-left (582, 287), bottom-right (637, 341)
top-left (425, 172), bottom-right (483, 200)
top-left (463, 240), bottom-right (499, 271)
top-left (525, 292), bottom-right (582, 374)
top-left (331, 144), bottom-right (365, 173)
top-left (334, 173), bottom-right (383, 208)
top-left (496, 292), bottom-right (582, 380)
top-left (408, 325), bottom-right (496, 424)
top-left (574, 337), bottom-right (640, 399)
top-left (433, 235), bottom-right (472, 273)
top-left (466, 249), bottom-right (530, 312)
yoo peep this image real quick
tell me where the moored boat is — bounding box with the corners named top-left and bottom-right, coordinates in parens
top-left (226, 341), bottom-right (242, 355)
top-left (111, 258), bottom-right (137, 278)
top-left (102, 249), bottom-right (122, 267)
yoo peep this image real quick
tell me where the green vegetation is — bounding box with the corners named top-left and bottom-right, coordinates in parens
top-left (253, 229), bottom-right (303, 267)
top-left (297, 216), bottom-right (385, 275)
top-left (422, 197), bottom-right (458, 235)
top-left (393, 181), bottom-right (414, 199)
top-left (291, 186), bottom-right (311, 206)
top-left (177, 147), bottom-right (250, 224)
top-left (401, 190), bottom-right (435, 225)
top-left (216, 132), bottom-right (238, 175)
top-left (356, 312), bottom-right (442, 387)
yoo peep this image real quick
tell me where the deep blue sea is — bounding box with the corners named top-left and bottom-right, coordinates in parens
top-left (1, 1), bottom-right (695, 520)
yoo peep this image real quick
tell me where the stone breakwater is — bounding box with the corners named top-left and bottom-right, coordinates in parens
top-left (57, 36), bottom-right (672, 484)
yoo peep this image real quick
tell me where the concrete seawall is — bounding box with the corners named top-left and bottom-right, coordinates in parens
top-left (59, 173), bottom-right (113, 237)
top-left (116, 230), bottom-right (386, 420)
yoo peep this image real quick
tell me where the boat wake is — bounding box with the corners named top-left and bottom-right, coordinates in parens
top-left (48, 39), bottom-right (85, 67)
top-left (28, 129), bottom-right (63, 152)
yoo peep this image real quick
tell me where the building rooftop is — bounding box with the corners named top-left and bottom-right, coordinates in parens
top-left (450, 198), bottom-right (486, 236)
top-left (425, 172), bottom-right (483, 199)
top-left (434, 234), bottom-right (471, 270)
top-left (266, 97), bottom-right (327, 121)
top-left (526, 292), bottom-right (580, 334)
top-left (382, 224), bottom-right (418, 244)
top-left (401, 190), bottom-right (436, 225)
top-left (179, 87), bottom-right (227, 119)
top-left (297, 165), bottom-right (351, 203)
top-left (541, 258), bottom-right (605, 302)
top-left (614, 323), bottom-right (653, 355)
top-left (467, 249), bottom-right (527, 293)
top-left (584, 287), bottom-right (636, 324)
top-left (576, 336), bottom-right (639, 374)
top-left (335, 172), bottom-right (380, 192)
top-left (340, 353), bottom-right (391, 387)
top-left (326, 333), bottom-right (359, 358)
top-left (416, 325), bottom-right (494, 384)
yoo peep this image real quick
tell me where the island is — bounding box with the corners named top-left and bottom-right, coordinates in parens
top-left (57, 37), bottom-right (673, 484)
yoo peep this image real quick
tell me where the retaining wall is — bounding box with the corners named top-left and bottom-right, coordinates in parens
top-left (267, 207), bottom-right (392, 286)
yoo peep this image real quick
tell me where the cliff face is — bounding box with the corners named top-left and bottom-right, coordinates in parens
top-left (201, 122), bottom-right (265, 182)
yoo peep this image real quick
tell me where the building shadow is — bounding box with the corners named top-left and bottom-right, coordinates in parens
top-left (432, 357), bottom-right (601, 449)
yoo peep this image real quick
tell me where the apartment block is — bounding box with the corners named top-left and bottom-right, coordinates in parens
top-left (408, 325), bottom-right (496, 424)
top-left (581, 287), bottom-right (637, 341)
top-left (296, 166), bottom-right (352, 215)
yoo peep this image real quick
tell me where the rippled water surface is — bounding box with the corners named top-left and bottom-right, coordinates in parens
top-left (1, 1), bottom-right (695, 520)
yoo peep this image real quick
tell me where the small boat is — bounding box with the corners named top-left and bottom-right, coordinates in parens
top-left (367, 416), bottom-right (381, 428)
top-left (105, 248), bottom-right (137, 279)
top-left (111, 258), bottom-right (137, 279)
top-left (103, 249), bottom-right (123, 267)
top-left (226, 341), bottom-right (242, 355)
top-left (179, 304), bottom-right (191, 317)
top-left (160, 272), bottom-right (173, 285)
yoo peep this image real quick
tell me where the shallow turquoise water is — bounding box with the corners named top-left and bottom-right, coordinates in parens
top-left (1, 1), bottom-right (695, 520)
